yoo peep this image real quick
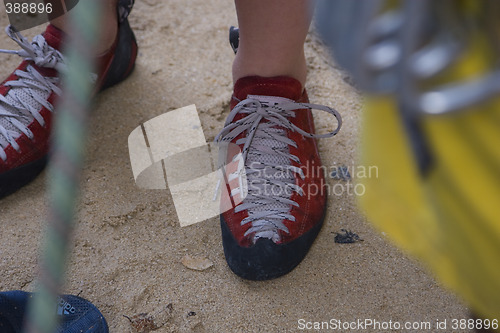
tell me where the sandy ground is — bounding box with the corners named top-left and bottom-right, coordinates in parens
top-left (0, 1), bottom-right (471, 332)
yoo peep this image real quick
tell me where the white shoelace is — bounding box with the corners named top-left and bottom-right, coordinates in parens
top-left (215, 95), bottom-right (342, 243)
top-left (0, 25), bottom-right (65, 162)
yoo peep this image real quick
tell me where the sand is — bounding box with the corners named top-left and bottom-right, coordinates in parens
top-left (0, 0), bottom-right (470, 332)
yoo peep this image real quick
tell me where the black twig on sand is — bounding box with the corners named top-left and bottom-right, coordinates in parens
top-left (334, 229), bottom-right (364, 244)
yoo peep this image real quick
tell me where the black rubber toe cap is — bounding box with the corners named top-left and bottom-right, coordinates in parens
top-left (0, 156), bottom-right (47, 199)
top-left (220, 214), bottom-right (324, 281)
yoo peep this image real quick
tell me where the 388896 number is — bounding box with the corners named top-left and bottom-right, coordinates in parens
top-left (451, 318), bottom-right (498, 330)
top-left (5, 2), bottom-right (53, 14)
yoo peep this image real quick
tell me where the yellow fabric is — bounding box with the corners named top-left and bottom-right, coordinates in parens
top-left (358, 4), bottom-right (500, 319)
top-left (358, 96), bottom-right (500, 321)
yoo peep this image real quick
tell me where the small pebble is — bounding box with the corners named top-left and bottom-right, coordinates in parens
top-left (181, 254), bottom-right (213, 271)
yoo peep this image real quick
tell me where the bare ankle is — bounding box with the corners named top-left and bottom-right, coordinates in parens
top-left (232, 50), bottom-right (307, 88)
top-left (50, 3), bottom-right (118, 55)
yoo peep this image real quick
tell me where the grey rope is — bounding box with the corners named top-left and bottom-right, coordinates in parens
top-left (23, 0), bottom-right (101, 332)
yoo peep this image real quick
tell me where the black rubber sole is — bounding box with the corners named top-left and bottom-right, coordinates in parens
top-left (0, 18), bottom-right (137, 200)
top-left (99, 17), bottom-right (138, 91)
top-left (220, 204), bottom-right (326, 281)
top-left (0, 290), bottom-right (109, 333)
top-left (0, 156), bottom-right (47, 199)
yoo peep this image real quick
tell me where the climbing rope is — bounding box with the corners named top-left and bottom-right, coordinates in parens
top-left (23, 1), bottom-right (101, 332)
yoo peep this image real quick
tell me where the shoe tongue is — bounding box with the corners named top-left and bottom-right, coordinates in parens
top-left (233, 76), bottom-right (303, 101)
top-left (43, 24), bottom-right (65, 51)
top-left (234, 77), bottom-right (301, 243)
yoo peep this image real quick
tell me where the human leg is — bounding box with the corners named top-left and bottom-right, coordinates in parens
top-left (232, 0), bottom-right (313, 87)
top-left (50, 0), bottom-right (119, 54)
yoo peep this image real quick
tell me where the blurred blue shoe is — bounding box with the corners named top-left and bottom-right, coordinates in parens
top-left (0, 290), bottom-right (109, 333)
